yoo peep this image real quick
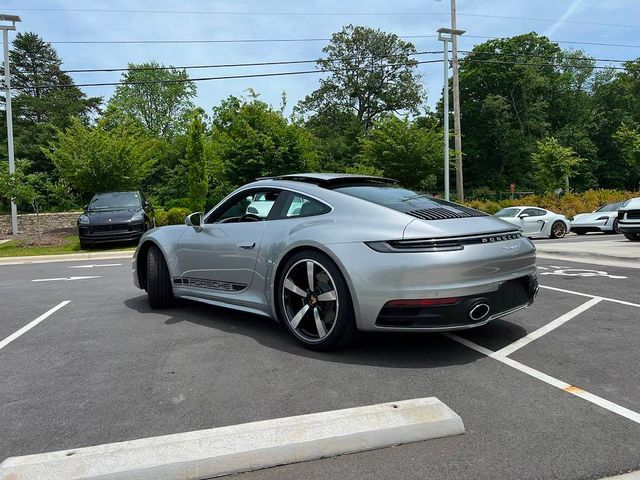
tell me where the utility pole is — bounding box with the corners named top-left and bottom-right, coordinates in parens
top-left (449, 0), bottom-right (464, 201)
top-left (1, 14), bottom-right (20, 236)
top-left (438, 26), bottom-right (465, 202)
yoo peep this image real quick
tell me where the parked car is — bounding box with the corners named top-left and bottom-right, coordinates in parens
top-left (618, 197), bottom-right (640, 241)
top-left (78, 191), bottom-right (154, 249)
top-left (495, 206), bottom-right (570, 239)
top-left (132, 174), bottom-right (538, 351)
top-left (570, 201), bottom-right (624, 235)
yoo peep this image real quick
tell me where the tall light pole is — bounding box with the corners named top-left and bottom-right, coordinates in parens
top-left (1, 14), bottom-right (20, 236)
top-left (438, 27), bottom-right (464, 202)
top-left (449, 0), bottom-right (465, 201)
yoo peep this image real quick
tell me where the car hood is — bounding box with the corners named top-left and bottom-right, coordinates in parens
top-left (572, 212), bottom-right (614, 223)
top-left (83, 208), bottom-right (141, 224)
top-left (403, 215), bottom-right (520, 239)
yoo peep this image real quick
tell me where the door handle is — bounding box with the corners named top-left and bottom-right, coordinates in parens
top-left (238, 242), bottom-right (256, 250)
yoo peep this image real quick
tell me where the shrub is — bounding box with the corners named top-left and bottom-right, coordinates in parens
top-left (154, 209), bottom-right (169, 227)
top-left (165, 207), bottom-right (191, 225)
top-left (164, 197), bottom-right (191, 210)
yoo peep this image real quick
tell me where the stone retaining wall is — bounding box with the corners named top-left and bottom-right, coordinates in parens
top-left (0, 212), bottom-right (81, 237)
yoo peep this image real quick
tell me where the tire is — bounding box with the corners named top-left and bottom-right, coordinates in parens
top-left (79, 239), bottom-right (90, 250)
top-left (609, 219), bottom-right (621, 234)
top-left (550, 220), bottom-right (567, 239)
top-left (624, 232), bottom-right (640, 241)
top-left (147, 245), bottom-right (175, 308)
top-left (276, 250), bottom-right (357, 351)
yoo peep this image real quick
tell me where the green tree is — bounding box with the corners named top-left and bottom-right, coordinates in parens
top-left (184, 109), bottom-right (208, 211)
top-left (0, 32), bottom-right (101, 173)
top-left (43, 117), bottom-right (158, 193)
top-left (358, 116), bottom-right (441, 190)
top-left (211, 95), bottom-right (316, 187)
top-left (107, 61), bottom-right (196, 137)
top-left (531, 137), bottom-right (583, 192)
top-left (297, 25), bottom-right (424, 130)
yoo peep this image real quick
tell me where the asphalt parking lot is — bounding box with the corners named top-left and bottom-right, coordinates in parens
top-left (1, 246), bottom-right (639, 479)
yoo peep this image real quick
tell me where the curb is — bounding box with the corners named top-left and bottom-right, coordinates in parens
top-left (0, 398), bottom-right (464, 480)
top-left (601, 472), bottom-right (640, 479)
top-left (0, 250), bottom-right (135, 266)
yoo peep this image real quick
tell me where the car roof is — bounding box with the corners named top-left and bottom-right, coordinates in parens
top-left (257, 173), bottom-right (398, 186)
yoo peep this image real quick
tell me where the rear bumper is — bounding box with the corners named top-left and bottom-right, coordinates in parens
top-left (375, 275), bottom-right (538, 330)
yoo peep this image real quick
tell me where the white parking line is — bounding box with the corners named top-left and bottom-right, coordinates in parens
top-left (68, 263), bottom-right (122, 269)
top-left (494, 297), bottom-right (603, 357)
top-left (446, 334), bottom-right (640, 425)
top-left (32, 276), bottom-right (101, 283)
top-left (0, 301), bottom-right (70, 352)
top-left (540, 285), bottom-right (640, 309)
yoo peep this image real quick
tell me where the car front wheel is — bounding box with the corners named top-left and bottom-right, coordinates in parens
top-left (147, 244), bottom-right (175, 308)
top-left (277, 250), bottom-right (356, 351)
top-left (624, 232), bottom-right (640, 241)
top-left (550, 220), bottom-right (567, 239)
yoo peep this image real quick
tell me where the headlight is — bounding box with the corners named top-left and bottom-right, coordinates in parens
top-left (130, 211), bottom-right (144, 222)
top-left (78, 214), bottom-right (90, 225)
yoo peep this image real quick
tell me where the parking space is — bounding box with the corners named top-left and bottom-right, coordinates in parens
top-left (1, 256), bottom-right (639, 479)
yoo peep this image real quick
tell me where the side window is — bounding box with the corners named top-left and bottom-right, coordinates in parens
top-left (522, 208), bottom-right (541, 217)
top-left (283, 193), bottom-right (330, 218)
top-left (207, 190), bottom-right (281, 223)
top-left (536, 209), bottom-right (547, 216)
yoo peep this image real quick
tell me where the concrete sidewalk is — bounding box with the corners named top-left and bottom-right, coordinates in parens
top-left (0, 250), bottom-right (135, 266)
top-left (535, 238), bottom-right (640, 268)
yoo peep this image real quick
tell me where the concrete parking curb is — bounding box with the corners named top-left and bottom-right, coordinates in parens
top-left (601, 471), bottom-right (640, 479)
top-left (0, 250), bottom-right (135, 266)
top-left (0, 397), bottom-right (464, 480)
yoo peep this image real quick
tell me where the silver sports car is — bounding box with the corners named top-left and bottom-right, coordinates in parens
top-left (133, 174), bottom-right (538, 350)
top-left (571, 201), bottom-right (624, 235)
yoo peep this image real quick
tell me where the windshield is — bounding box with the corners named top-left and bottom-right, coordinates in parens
top-left (333, 185), bottom-right (466, 213)
top-left (89, 192), bottom-right (141, 210)
top-left (596, 202), bottom-right (623, 212)
top-left (496, 208), bottom-right (521, 218)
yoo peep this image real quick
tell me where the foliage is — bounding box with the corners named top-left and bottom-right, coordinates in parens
top-left (297, 25), bottom-right (424, 130)
top-left (43, 117), bottom-right (158, 193)
top-left (531, 137), bottom-right (583, 192)
top-left (184, 109), bottom-right (208, 211)
top-left (211, 95), bottom-right (316, 187)
top-left (358, 116), bottom-right (441, 190)
top-left (165, 207), bottom-right (191, 226)
top-left (107, 61), bottom-right (196, 137)
top-left (0, 32), bottom-right (101, 175)
top-left (465, 189), bottom-right (637, 218)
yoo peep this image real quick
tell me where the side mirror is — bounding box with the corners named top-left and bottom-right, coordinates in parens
top-left (518, 213), bottom-right (530, 219)
top-left (83, 204), bottom-right (88, 211)
top-left (185, 212), bottom-right (203, 232)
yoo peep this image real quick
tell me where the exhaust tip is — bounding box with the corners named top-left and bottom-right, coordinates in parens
top-left (469, 303), bottom-right (490, 322)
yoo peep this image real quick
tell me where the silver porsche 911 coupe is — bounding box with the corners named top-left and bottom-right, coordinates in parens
top-left (133, 174), bottom-right (538, 350)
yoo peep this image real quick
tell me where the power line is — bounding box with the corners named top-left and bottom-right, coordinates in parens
top-left (462, 58), bottom-right (627, 71)
top-left (459, 50), bottom-right (632, 65)
top-left (62, 51), bottom-right (442, 74)
top-left (43, 35), bottom-right (640, 51)
top-left (21, 59), bottom-right (444, 89)
top-left (6, 7), bottom-right (640, 30)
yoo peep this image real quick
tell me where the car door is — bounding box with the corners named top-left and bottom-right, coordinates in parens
top-left (520, 208), bottom-right (545, 236)
top-left (176, 188), bottom-right (283, 294)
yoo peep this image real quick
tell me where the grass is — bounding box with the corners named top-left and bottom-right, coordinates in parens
top-left (0, 235), bottom-right (134, 257)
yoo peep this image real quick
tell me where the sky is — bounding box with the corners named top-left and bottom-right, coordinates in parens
top-left (2, 0), bottom-right (640, 114)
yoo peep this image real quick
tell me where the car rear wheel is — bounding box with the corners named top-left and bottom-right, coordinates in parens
top-left (277, 250), bottom-right (356, 351)
top-left (609, 219), bottom-right (621, 234)
top-left (147, 245), bottom-right (175, 308)
top-left (624, 232), bottom-right (640, 241)
top-left (550, 220), bottom-right (567, 239)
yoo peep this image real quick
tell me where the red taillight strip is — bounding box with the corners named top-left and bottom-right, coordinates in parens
top-left (385, 297), bottom-right (459, 307)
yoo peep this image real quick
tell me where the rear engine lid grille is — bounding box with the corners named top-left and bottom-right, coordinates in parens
top-left (406, 206), bottom-right (488, 221)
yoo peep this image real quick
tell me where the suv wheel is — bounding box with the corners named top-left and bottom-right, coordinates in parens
top-left (624, 232), bottom-right (640, 241)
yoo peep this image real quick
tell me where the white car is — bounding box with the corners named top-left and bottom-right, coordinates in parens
top-left (618, 197), bottom-right (640, 241)
top-left (570, 201), bottom-right (624, 235)
top-left (495, 206), bottom-right (570, 239)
